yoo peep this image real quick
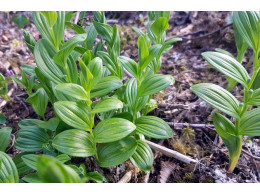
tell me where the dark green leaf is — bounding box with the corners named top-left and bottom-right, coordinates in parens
top-left (85, 171), bottom-right (106, 183)
top-left (23, 30), bottom-right (36, 53)
top-left (0, 127), bottom-right (12, 152)
top-left (130, 140), bottom-right (153, 171)
top-left (0, 114), bottom-right (6, 125)
top-left (22, 173), bottom-right (43, 183)
top-left (11, 15), bottom-right (29, 29)
top-left (246, 88), bottom-right (260, 106)
top-left (13, 153), bottom-right (32, 176)
top-left (21, 154), bottom-right (38, 170)
top-left (97, 137), bottom-right (137, 167)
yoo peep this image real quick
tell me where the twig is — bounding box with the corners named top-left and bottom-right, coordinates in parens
top-left (167, 23), bottom-right (232, 41)
top-left (158, 104), bottom-right (189, 110)
top-left (118, 170), bottom-right (133, 183)
top-left (6, 134), bottom-right (15, 152)
top-left (167, 122), bottom-right (215, 130)
top-left (242, 149), bottom-right (260, 161)
top-left (145, 140), bottom-right (198, 164)
top-left (143, 171), bottom-right (150, 183)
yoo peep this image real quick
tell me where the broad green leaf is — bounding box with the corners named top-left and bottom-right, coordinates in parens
top-left (79, 58), bottom-right (94, 92)
top-left (93, 11), bottom-right (106, 23)
top-left (23, 30), bottom-right (36, 53)
top-left (139, 74), bottom-right (174, 97)
top-left (85, 23), bottom-right (98, 49)
top-left (0, 151), bottom-right (19, 183)
top-left (246, 88), bottom-right (260, 106)
top-left (55, 83), bottom-right (88, 101)
top-left (0, 127), bottom-right (12, 151)
top-left (191, 83), bottom-right (240, 119)
top-left (141, 44), bottom-right (162, 71)
top-left (26, 88), bottom-right (48, 119)
top-left (22, 173), bottom-right (43, 183)
top-left (130, 140), bottom-right (153, 171)
top-left (18, 119), bottom-right (44, 129)
top-left (232, 11), bottom-right (260, 53)
top-left (22, 154), bottom-right (38, 170)
top-left (37, 155), bottom-right (82, 183)
top-left (54, 33), bottom-right (87, 67)
top-left (65, 11), bottom-right (77, 22)
top-left (86, 57), bottom-right (103, 87)
top-left (163, 37), bottom-right (182, 46)
top-left (90, 76), bottom-right (122, 98)
top-left (151, 17), bottom-right (169, 43)
top-left (65, 22), bottom-right (86, 34)
top-left (0, 113), bottom-right (6, 125)
top-left (138, 36), bottom-right (149, 68)
top-left (54, 101), bottom-right (92, 131)
top-left (125, 78), bottom-right (137, 110)
top-left (11, 15), bottom-right (29, 29)
top-left (233, 23), bottom-right (248, 55)
top-left (92, 98), bottom-right (123, 113)
top-left (202, 52), bottom-right (250, 88)
top-left (93, 118), bottom-right (136, 143)
top-left (38, 11), bottom-right (57, 27)
top-left (97, 136), bottom-right (137, 167)
top-left (53, 129), bottom-right (96, 157)
top-left (38, 117), bottom-right (60, 131)
top-left (135, 116), bottom-right (173, 139)
top-left (13, 153), bottom-right (32, 176)
top-left (15, 126), bottom-right (50, 152)
top-left (53, 11), bottom-right (65, 50)
top-left (132, 26), bottom-right (145, 36)
top-left (214, 48), bottom-right (234, 58)
top-left (93, 21), bottom-right (113, 45)
top-left (34, 39), bottom-right (65, 84)
top-left (118, 56), bottom-right (138, 78)
top-left (239, 108), bottom-right (260, 136)
top-left (97, 51), bottom-right (118, 76)
top-left (213, 113), bottom-right (242, 171)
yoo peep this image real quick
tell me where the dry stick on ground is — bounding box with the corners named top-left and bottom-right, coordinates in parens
top-left (166, 23), bottom-right (233, 41)
top-left (118, 170), bottom-right (134, 183)
top-left (145, 140), bottom-right (198, 164)
top-left (167, 122), bottom-right (215, 130)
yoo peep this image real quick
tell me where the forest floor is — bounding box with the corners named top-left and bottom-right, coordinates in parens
top-left (1, 11), bottom-right (260, 183)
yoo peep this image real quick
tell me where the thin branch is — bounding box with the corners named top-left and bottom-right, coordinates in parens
top-left (145, 140), bottom-right (198, 164)
top-left (166, 122), bottom-right (215, 130)
top-left (118, 170), bottom-right (133, 183)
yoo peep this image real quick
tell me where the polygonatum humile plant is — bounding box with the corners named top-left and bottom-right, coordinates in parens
top-left (191, 11), bottom-right (260, 172)
top-left (0, 11), bottom-right (181, 182)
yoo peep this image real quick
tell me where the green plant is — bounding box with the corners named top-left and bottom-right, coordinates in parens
top-left (7, 11), bottom-right (180, 182)
top-left (0, 73), bottom-right (10, 101)
top-left (191, 11), bottom-right (260, 172)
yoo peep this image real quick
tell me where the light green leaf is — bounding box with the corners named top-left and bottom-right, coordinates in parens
top-left (151, 17), bottom-right (169, 42)
top-left (141, 44), bottom-right (162, 71)
top-left (26, 88), bottom-right (48, 119)
top-left (135, 116), bottom-right (173, 139)
top-left (0, 151), bottom-right (19, 183)
top-left (93, 21), bottom-right (113, 45)
top-left (37, 155), bottom-right (82, 183)
top-left (93, 118), bottom-right (136, 143)
top-left (97, 137), bottom-right (137, 167)
top-left (0, 127), bottom-right (12, 152)
top-left (54, 33), bottom-right (87, 67)
top-left (85, 171), bottom-right (106, 183)
top-left (92, 98), bottom-right (123, 113)
top-left (202, 52), bottom-right (250, 88)
top-left (53, 129), bottom-right (96, 157)
top-left (232, 11), bottom-right (260, 53)
top-left (22, 173), bottom-right (43, 183)
top-left (90, 76), bottom-right (122, 98)
top-left (138, 36), bottom-right (149, 68)
top-left (38, 11), bottom-right (57, 27)
top-left (22, 154), bottom-right (38, 170)
top-left (65, 22), bottom-right (86, 34)
top-left (118, 56), bottom-right (138, 78)
top-left (139, 74), bottom-right (174, 97)
top-left (54, 101), bottom-right (92, 131)
top-left (23, 30), bottom-right (36, 53)
top-left (125, 78), bottom-right (137, 110)
top-left (55, 83), bottom-right (88, 101)
top-left (246, 88), bottom-right (260, 106)
top-left (239, 108), bottom-right (260, 136)
top-left (130, 140), bottom-right (153, 171)
top-left (34, 39), bottom-right (66, 84)
top-left (191, 83), bottom-right (240, 119)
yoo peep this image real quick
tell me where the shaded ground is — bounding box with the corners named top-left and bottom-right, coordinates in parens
top-left (1, 11), bottom-right (260, 183)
